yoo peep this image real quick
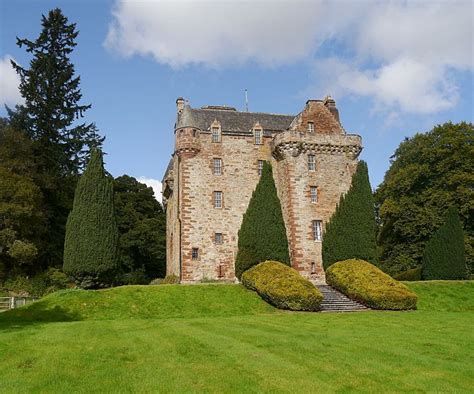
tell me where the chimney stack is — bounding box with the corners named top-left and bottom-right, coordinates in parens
top-left (323, 95), bottom-right (340, 124)
top-left (176, 97), bottom-right (185, 113)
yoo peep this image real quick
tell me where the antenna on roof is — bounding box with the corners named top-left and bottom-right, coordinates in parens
top-left (245, 89), bottom-right (249, 112)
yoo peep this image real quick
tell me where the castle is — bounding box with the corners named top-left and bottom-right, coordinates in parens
top-left (162, 97), bottom-right (362, 283)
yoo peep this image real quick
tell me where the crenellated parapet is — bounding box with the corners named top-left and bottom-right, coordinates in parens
top-left (271, 130), bottom-right (362, 161)
top-left (175, 127), bottom-right (201, 157)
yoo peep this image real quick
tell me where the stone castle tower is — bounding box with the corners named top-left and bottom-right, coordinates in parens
top-left (162, 97), bottom-right (362, 283)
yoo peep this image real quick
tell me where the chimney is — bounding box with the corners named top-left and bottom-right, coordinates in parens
top-left (323, 95), bottom-right (340, 124)
top-left (176, 97), bottom-right (185, 113)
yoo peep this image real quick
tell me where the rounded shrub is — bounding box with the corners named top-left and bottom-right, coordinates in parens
top-left (326, 259), bottom-right (417, 310)
top-left (242, 261), bottom-right (322, 311)
top-left (393, 266), bottom-right (422, 281)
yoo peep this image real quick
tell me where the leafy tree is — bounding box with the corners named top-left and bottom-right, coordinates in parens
top-left (63, 149), bottom-right (119, 288)
top-left (422, 207), bottom-right (466, 280)
top-left (113, 175), bottom-right (166, 282)
top-left (8, 8), bottom-right (103, 268)
top-left (235, 161), bottom-right (290, 279)
top-left (322, 161), bottom-right (377, 269)
top-left (375, 122), bottom-right (474, 275)
top-left (0, 121), bottom-right (46, 276)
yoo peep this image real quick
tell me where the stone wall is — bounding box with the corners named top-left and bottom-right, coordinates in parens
top-left (164, 99), bottom-right (362, 283)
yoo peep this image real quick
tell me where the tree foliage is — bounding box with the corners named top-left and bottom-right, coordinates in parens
top-left (422, 207), bottom-right (466, 280)
top-left (375, 122), bottom-right (474, 275)
top-left (7, 8), bottom-right (103, 269)
top-left (322, 161), bottom-right (377, 269)
top-left (0, 121), bottom-right (46, 276)
top-left (113, 175), bottom-right (166, 283)
top-left (235, 161), bottom-right (290, 280)
top-left (63, 149), bottom-right (119, 288)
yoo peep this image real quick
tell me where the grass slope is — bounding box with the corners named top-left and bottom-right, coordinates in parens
top-left (0, 284), bottom-right (276, 323)
top-left (0, 282), bottom-right (473, 392)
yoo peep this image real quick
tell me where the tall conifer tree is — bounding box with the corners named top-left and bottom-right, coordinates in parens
top-left (8, 8), bottom-right (103, 268)
top-left (63, 149), bottom-right (119, 288)
top-left (235, 161), bottom-right (290, 279)
top-left (422, 207), bottom-right (466, 280)
top-left (322, 160), bottom-right (377, 269)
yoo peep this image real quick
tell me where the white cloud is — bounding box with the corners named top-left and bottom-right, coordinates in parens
top-left (0, 56), bottom-right (23, 107)
top-left (105, 0), bottom-right (473, 114)
top-left (105, 0), bottom-right (324, 68)
top-left (137, 177), bottom-right (163, 203)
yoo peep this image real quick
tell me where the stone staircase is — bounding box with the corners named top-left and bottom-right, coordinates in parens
top-left (315, 285), bottom-right (369, 312)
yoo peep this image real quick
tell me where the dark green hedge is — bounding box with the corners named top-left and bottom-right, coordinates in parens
top-left (393, 266), bottom-right (422, 281)
top-left (242, 261), bottom-right (322, 311)
top-left (326, 259), bottom-right (417, 310)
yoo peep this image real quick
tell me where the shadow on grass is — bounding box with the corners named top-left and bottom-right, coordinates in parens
top-left (0, 303), bottom-right (83, 331)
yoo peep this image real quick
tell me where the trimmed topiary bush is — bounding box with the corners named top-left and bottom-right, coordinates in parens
top-left (393, 266), bottom-right (422, 281)
top-left (422, 207), bottom-right (467, 280)
top-left (326, 259), bottom-right (417, 310)
top-left (242, 261), bottom-right (322, 311)
top-left (63, 149), bottom-right (119, 289)
top-left (322, 161), bottom-right (377, 269)
top-left (235, 162), bottom-right (290, 279)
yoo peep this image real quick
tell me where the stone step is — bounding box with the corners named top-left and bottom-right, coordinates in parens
top-left (315, 284), bottom-right (369, 312)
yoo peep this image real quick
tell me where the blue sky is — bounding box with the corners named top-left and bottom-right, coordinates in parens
top-left (1, 0), bottom-right (473, 201)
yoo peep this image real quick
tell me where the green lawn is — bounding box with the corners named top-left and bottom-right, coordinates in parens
top-left (0, 282), bottom-right (473, 392)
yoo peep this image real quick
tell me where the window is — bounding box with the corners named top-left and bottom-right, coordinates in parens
top-left (258, 160), bottom-right (264, 176)
top-left (310, 186), bottom-right (318, 203)
top-left (311, 262), bottom-right (316, 274)
top-left (308, 121), bottom-right (314, 133)
top-left (211, 126), bottom-right (220, 143)
top-left (312, 220), bottom-right (322, 241)
top-left (192, 129), bottom-right (197, 137)
top-left (308, 154), bottom-right (316, 171)
top-left (192, 248), bottom-right (199, 260)
top-left (213, 158), bottom-right (222, 175)
top-left (214, 191), bottom-right (222, 208)
top-left (254, 129), bottom-right (263, 145)
top-left (214, 233), bottom-right (223, 244)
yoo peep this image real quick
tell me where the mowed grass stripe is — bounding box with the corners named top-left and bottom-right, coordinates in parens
top-left (0, 282), bottom-right (473, 392)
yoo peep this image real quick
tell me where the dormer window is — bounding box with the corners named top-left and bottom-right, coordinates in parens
top-left (211, 120), bottom-right (221, 143)
top-left (308, 121), bottom-right (314, 133)
top-left (253, 123), bottom-right (263, 145)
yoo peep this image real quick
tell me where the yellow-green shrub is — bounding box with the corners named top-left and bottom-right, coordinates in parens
top-left (242, 261), bottom-right (323, 311)
top-left (326, 259), bottom-right (417, 310)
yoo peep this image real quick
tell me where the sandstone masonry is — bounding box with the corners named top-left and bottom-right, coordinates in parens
top-left (162, 97), bottom-right (362, 283)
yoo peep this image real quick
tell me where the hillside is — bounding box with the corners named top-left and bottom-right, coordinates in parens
top-left (0, 284), bottom-right (276, 323)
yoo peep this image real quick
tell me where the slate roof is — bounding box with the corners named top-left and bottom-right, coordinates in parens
top-left (176, 105), bottom-right (295, 134)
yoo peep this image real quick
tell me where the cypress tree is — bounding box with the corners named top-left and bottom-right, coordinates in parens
top-left (63, 149), bottom-right (119, 288)
top-left (322, 160), bottom-right (377, 269)
top-left (235, 161), bottom-right (290, 280)
top-left (422, 207), bottom-right (466, 280)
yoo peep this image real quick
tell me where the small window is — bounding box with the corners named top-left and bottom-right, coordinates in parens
top-left (254, 129), bottom-right (263, 145)
top-left (192, 129), bottom-right (197, 137)
top-left (310, 186), bottom-right (318, 203)
top-left (214, 191), bottom-right (222, 208)
top-left (213, 158), bottom-right (222, 175)
top-left (191, 248), bottom-right (199, 260)
top-left (312, 220), bottom-right (322, 241)
top-left (308, 154), bottom-right (316, 171)
top-left (311, 262), bottom-right (316, 274)
top-left (308, 121), bottom-right (314, 133)
top-left (211, 126), bottom-right (220, 143)
top-left (214, 233), bottom-right (223, 244)
top-left (258, 160), bottom-right (264, 176)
